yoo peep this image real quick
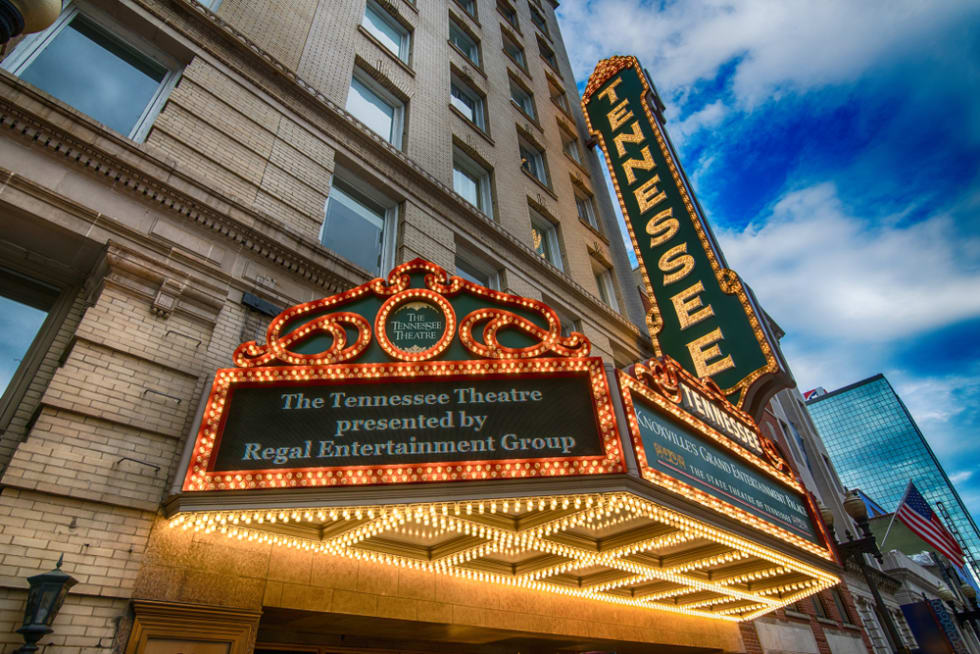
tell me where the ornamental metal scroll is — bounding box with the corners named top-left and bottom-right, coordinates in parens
top-left (625, 356), bottom-right (793, 478)
top-left (233, 258), bottom-right (589, 368)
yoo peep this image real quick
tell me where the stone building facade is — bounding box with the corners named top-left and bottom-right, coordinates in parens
top-left (0, 0), bottom-right (730, 651)
top-left (0, 1), bottom-right (867, 653)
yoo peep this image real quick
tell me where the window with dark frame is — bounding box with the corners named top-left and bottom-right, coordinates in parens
top-left (537, 36), bottom-right (558, 71)
top-left (831, 588), bottom-right (854, 624)
top-left (455, 0), bottom-right (477, 19)
top-left (550, 78), bottom-right (571, 114)
top-left (812, 594), bottom-right (829, 619)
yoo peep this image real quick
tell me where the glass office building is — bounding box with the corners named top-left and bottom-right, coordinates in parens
top-left (807, 374), bottom-right (980, 581)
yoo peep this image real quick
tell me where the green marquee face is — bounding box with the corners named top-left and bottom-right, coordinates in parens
top-left (583, 57), bottom-right (790, 412)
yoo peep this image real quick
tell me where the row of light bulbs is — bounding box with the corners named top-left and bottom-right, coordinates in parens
top-left (169, 492), bottom-right (839, 620)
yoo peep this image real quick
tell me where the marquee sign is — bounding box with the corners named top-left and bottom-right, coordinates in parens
top-left (182, 259), bottom-right (624, 492)
top-left (172, 259), bottom-right (839, 621)
top-left (618, 358), bottom-right (830, 554)
top-left (582, 56), bottom-right (792, 418)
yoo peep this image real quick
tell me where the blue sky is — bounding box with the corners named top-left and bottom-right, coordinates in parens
top-left (557, 1), bottom-right (980, 527)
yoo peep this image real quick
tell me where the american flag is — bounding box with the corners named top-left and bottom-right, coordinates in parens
top-left (895, 482), bottom-right (965, 569)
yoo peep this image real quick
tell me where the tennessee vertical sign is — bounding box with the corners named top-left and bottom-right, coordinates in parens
top-left (582, 56), bottom-right (792, 418)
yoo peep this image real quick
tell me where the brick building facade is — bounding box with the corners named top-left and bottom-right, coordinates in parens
top-left (0, 1), bottom-right (879, 653)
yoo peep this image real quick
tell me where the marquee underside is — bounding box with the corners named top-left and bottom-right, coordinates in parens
top-left (167, 491), bottom-right (838, 622)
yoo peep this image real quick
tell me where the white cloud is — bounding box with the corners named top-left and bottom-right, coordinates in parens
top-left (671, 99), bottom-right (727, 145)
top-left (950, 470), bottom-right (974, 484)
top-left (718, 182), bottom-right (980, 345)
top-left (559, 0), bottom-right (979, 111)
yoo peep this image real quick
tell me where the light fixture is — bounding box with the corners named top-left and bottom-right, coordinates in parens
top-left (0, 0), bottom-right (60, 43)
top-left (826, 490), bottom-right (910, 654)
top-left (169, 491), bottom-right (839, 621)
top-left (14, 555), bottom-right (77, 654)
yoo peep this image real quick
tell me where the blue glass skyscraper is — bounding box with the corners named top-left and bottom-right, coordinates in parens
top-left (806, 374), bottom-right (980, 581)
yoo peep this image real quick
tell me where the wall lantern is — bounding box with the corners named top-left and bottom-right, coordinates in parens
top-left (14, 554), bottom-right (77, 654)
top-left (0, 0), bottom-right (61, 44)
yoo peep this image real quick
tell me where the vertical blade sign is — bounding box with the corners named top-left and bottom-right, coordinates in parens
top-left (582, 56), bottom-right (791, 417)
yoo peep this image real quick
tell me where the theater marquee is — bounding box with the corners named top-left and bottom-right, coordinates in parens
top-left (618, 358), bottom-right (830, 553)
top-left (174, 259), bottom-right (839, 622)
top-left (183, 259), bottom-right (623, 492)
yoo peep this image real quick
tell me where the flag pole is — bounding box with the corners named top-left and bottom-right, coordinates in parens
top-left (880, 481), bottom-right (913, 548)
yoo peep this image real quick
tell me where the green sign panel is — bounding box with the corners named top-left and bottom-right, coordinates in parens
top-left (583, 57), bottom-right (791, 416)
top-left (631, 391), bottom-right (819, 544)
top-left (385, 301), bottom-right (445, 352)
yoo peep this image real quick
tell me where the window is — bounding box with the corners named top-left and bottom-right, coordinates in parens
top-left (450, 76), bottom-right (486, 129)
top-left (363, 1), bottom-right (410, 63)
top-left (455, 0), bottom-right (477, 18)
top-left (449, 19), bottom-right (480, 66)
top-left (320, 173), bottom-right (396, 274)
top-left (498, 1), bottom-right (518, 29)
top-left (594, 268), bottom-right (619, 312)
top-left (529, 5), bottom-right (548, 35)
top-left (831, 588), bottom-right (854, 624)
top-left (530, 208), bottom-right (562, 269)
top-left (538, 37), bottom-right (558, 71)
top-left (346, 70), bottom-right (404, 148)
top-left (550, 78), bottom-right (571, 114)
top-left (575, 192), bottom-right (598, 229)
top-left (812, 594), bottom-right (828, 619)
top-left (0, 269), bottom-right (58, 400)
top-left (519, 139), bottom-right (548, 185)
top-left (453, 147), bottom-right (493, 217)
top-left (562, 129), bottom-right (583, 163)
top-left (455, 255), bottom-right (499, 290)
top-left (502, 32), bottom-right (526, 70)
top-left (195, 0), bottom-right (222, 9)
top-left (556, 310), bottom-right (579, 338)
top-left (509, 78), bottom-right (536, 118)
top-left (3, 7), bottom-right (181, 142)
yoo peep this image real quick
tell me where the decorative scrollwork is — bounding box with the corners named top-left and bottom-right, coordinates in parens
top-left (760, 435), bottom-right (791, 474)
top-left (631, 358), bottom-right (682, 403)
top-left (231, 258), bottom-right (594, 367)
top-left (719, 268), bottom-right (740, 294)
top-left (459, 308), bottom-right (590, 359)
top-left (233, 312), bottom-right (372, 367)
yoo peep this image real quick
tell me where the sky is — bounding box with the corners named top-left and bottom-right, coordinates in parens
top-left (556, 1), bottom-right (980, 528)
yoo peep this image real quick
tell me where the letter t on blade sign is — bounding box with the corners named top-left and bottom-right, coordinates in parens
top-left (581, 55), bottom-right (793, 419)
